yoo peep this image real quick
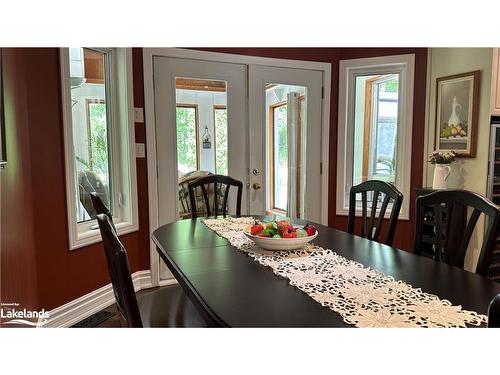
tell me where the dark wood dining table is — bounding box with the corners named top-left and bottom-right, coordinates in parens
top-left (152, 215), bottom-right (500, 327)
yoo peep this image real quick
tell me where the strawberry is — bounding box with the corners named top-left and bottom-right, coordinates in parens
top-left (283, 229), bottom-right (297, 239)
top-left (250, 222), bottom-right (264, 235)
top-left (277, 220), bottom-right (293, 235)
top-left (303, 224), bottom-right (316, 237)
top-left (257, 233), bottom-right (270, 237)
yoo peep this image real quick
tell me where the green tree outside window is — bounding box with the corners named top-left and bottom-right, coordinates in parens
top-left (176, 106), bottom-right (198, 174)
top-left (214, 108), bottom-right (228, 175)
top-left (87, 102), bottom-right (110, 185)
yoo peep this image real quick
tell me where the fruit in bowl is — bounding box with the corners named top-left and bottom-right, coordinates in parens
top-left (244, 219), bottom-right (318, 251)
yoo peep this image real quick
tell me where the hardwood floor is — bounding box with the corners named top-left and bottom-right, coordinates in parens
top-left (72, 286), bottom-right (173, 328)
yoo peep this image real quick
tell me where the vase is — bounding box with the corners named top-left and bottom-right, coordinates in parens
top-left (447, 96), bottom-right (462, 127)
top-left (432, 164), bottom-right (451, 190)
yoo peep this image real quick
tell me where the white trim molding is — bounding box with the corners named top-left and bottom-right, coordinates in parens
top-left (143, 48), bottom-right (331, 287)
top-left (38, 270), bottom-right (177, 328)
top-left (336, 53), bottom-right (415, 221)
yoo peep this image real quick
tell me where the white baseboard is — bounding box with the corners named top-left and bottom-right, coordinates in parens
top-left (39, 270), bottom-right (177, 328)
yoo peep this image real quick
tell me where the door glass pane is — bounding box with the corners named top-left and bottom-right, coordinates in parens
top-left (266, 83), bottom-right (307, 218)
top-left (176, 105), bottom-right (198, 174)
top-left (69, 47), bottom-right (111, 223)
top-left (273, 104), bottom-right (288, 211)
top-left (175, 77), bottom-right (227, 219)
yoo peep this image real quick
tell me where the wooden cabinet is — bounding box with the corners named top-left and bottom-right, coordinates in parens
top-left (491, 48), bottom-right (500, 116)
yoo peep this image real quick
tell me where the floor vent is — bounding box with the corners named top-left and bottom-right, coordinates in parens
top-left (71, 311), bottom-right (115, 328)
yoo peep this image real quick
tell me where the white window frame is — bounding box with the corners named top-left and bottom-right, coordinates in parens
top-left (60, 48), bottom-right (139, 250)
top-left (337, 54), bottom-right (414, 220)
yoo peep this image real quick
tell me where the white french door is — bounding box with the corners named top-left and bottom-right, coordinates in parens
top-left (248, 65), bottom-right (324, 223)
top-left (153, 57), bottom-right (247, 280)
top-left (148, 50), bottom-right (328, 284)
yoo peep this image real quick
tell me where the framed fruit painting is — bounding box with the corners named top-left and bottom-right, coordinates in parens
top-left (434, 70), bottom-right (480, 157)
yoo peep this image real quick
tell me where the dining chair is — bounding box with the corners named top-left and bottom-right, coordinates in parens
top-left (89, 191), bottom-right (113, 221)
top-left (188, 174), bottom-right (243, 218)
top-left (178, 170), bottom-right (212, 219)
top-left (413, 189), bottom-right (500, 277)
top-left (96, 213), bottom-right (209, 327)
top-left (347, 180), bottom-right (403, 246)
top-left (488, 294), bottom-right (500, 327)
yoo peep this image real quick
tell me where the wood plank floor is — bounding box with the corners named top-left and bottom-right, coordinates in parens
top-left (74, 286), bottom-right (173, 328)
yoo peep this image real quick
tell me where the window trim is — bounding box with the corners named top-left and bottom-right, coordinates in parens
top-left (213, 104), bottom-right (227, 175)
top-left (269, 101), bottom-right (288, 214)
top-left (175, 103), bottom-right (200, 171)
top-left (60, 48), bottom-right (138, 250)
top-left (337, 54), bottom-right (414, 220)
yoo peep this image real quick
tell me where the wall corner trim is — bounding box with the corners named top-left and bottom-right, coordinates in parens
top-left (38, 270), bottom-right (176, 328)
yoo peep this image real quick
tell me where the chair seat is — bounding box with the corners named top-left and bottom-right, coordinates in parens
top-left (137, 285), bottom-right (209, 328)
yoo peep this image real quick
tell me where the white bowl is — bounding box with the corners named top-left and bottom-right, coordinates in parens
top-left (244, 229), bottom-right (318, 251)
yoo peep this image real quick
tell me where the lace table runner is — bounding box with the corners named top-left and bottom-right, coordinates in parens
top-left (203, 217), bottom-right (488, 328)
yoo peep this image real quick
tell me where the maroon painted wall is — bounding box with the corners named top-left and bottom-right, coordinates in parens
top-left (1, 49), bottom-right (39, 314)
top-left (0, 48), bottom-right (150, 311)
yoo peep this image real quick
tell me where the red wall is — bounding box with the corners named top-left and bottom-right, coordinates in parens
top-left (0, 50), bottom-right (39, 313)
top-left (0, 48), bottom-right (150, 311)
top-left (1, 47), bottom-right (426, 312)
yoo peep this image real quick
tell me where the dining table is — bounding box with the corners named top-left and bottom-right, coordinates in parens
top-left (152, 215), bottom-right (500, 327)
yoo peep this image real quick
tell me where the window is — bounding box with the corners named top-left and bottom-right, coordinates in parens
top-left (270, 102), bottom-right (288, 212)
top-left (214, 105), bottom-right (228, 175)
top-left (176, 105), bottom-right (199, 175)
top-left (61, 48), bottom-right (138, 249)
top-left (337, 54), bottom-right (414, 220)
top-left (357, 74), bottom-right (399, 184)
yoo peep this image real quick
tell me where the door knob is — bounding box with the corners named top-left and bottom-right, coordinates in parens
top-left (252, 183), bottom-right (261, 190)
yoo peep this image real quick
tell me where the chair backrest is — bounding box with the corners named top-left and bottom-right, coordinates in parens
top-left (188, 174), bottom-right (243, 218)
top-left (488, 294), bottom-right (500, 327)
top-left (413, 189), bottom-right (500, 277)
top-left (178, 171), bottom-right (212, 219)
top-left (96, 214), bottom-right (142, 328)
top-left (347, 180), bottom-right (403, 246)
top-left (90, 192), bottom-right (113, 221)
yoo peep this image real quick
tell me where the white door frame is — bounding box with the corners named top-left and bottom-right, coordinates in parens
top-left (143, 48), bottom-right (331, 286)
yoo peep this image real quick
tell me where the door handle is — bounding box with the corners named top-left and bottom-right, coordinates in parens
top-left (252, 183), bottom-right (262, 190)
